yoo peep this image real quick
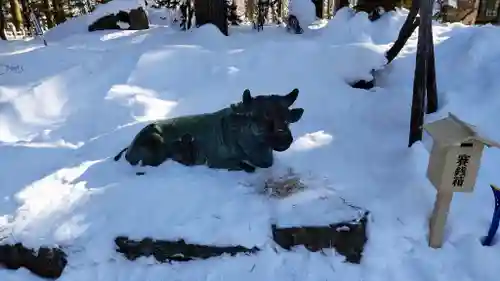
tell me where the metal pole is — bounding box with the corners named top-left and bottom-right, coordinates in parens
top-left (482, 184), bottom-right (500, 246)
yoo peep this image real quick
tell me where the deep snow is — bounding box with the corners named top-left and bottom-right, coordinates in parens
top-left (1, 3), bottom-right (500, 281)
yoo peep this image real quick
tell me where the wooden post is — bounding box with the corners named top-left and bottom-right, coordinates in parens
top-left (384, 0), bottom-right (439, 147)
top-left (408, 0), bottom-right (437, 147)
top-left (385, 0), bottom-right (420, 64)
top-left (408, 0), bottom-right (428, 147)
top-left (429, 191), bottom-right (453, 248)
top-left (426, 26), bottom-right (438, 114)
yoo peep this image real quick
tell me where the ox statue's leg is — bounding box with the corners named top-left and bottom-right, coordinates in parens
top-left (171, 133), bottom-right (198, 166)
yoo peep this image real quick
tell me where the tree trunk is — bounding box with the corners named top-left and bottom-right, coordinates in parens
top-left (334, 0), bottom-right (349, 11)
top-left (19, 0), bottom-right (30, 31)
top-left (0, 0), bottom-right (7, 40)
top-left (313, 0), bottom-right (323, 18)
top-left (195, 0), bottom-right (228, 35)
top-left (43, 0), bottom-right (55, 28)
top-left (246, 0), bottom-right (255, 21)
top-left (51, 0), bottom-right (65, 24)
top-left (9, 0), bottom-right (23, 30)
top-left (497, 1), bottom-right (500, 23)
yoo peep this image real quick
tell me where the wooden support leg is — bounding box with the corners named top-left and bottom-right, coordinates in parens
top-left (429, 190), bottom-right (453, 248)
top-left (408, 0), bottom-right (434, 147)
top-left (425, 25), bottom-right (438, 114)
top-left (385, 0), bottom-right (420, 64)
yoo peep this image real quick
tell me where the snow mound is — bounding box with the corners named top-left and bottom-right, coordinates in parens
top-left (191, 23), bottom-right (228, 40)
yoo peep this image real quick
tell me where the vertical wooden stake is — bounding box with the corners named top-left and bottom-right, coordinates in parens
top-left (429, 190), bottom-right (453, 248)
top-left (425, 14), bottom-right (438, 114)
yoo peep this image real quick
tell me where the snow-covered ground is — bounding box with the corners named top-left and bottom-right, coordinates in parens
top-left (1, 3), bottom-right (500, 281)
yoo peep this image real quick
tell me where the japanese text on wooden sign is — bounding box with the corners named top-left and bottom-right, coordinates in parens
top-left (452, 154), bottom-right (470, 188)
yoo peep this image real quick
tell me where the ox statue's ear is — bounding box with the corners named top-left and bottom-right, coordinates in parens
top-left (288, 108), bottom-right (304, 123)
top-left (283, 88), bottom-right (299, 107)
top-left (242, 89), bottom-right (252, 105)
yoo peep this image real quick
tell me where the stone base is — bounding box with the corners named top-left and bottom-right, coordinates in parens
top-left (0, 243), bottom-right (67, 279)
top-left (114, 212), bottom-right (369, 264)
top-left (272, 212), bottom-right (369, 264)
top-left (0, 216), bottom-right (367, 279)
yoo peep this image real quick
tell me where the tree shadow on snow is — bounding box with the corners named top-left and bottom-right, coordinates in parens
top-left (0, 143), bottom-right (78, 215)
top-left (41, 52), bottom-right (150, 144)
top-left (0, 45), bottom-right (104, 87)
top-left (0, 121), bottom-right (144, 210)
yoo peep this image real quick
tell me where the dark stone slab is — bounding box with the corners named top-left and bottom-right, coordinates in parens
top-left (114, 212), bottom-right (369, 264)
top-left (272, 211), bottom-right (369, 264)
top-left (114, 236), bottom-right (260, 262)
top-left (0, 243), bottom-right (67, 279)
top-left (129, 7), bottom-right (149, 30)
top-left (88, 14), bottom-right (122, 32)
